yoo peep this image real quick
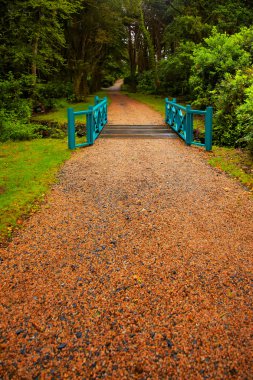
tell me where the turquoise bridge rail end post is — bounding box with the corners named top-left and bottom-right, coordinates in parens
top-left (165, 98), bottom-right (213, 151)
top-left (67, 96), bottom-right (108, 150)
top-left (67, 108), bottom-right (76, 150)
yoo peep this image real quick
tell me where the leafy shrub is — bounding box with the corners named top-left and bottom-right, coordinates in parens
top-left (136, 70), bottom-right (156, 94)
top-left (164, 15), bottom-right (210, 46)
top-left (158, 42), bottom-right (195, 95)
top-left (188, 27), bottom-right (253, 151)
top-left (101, 74), bottom-right (115, 88)
top-left (0, 73), bottom-right (32, 121)
top-left (190, 28), bottom-right (253, 107)
top-left (32, 122), bottom-right (67, 139)
top-left (0, 111), bottom-right (40, 142)
top-left (36, 81), bottom-right (73, 100)
top-left (33, 81), bottom-right (74, 111)
top-left (124, 75), bottom-right (138, 92)
top-left (0, 109), bottom-right (68, 141)
top-left (212, 69), bottom-right (253, 151)
top-left (127, 42), bottom-right (195, 96)
top-left (236, 83), bottom-right (253, 154)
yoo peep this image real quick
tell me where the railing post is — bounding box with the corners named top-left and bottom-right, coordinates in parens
top-left (95, 96), bottom-right (100, 105)
top-left (105, 97), bottom-right (108, 124)
top-left (68, 108), bottom-right (76, 150)
top-left (172, 98), bottom-right (177, 128)
top-left (87, 106), bottom-right (95, 145)
top-left (205, 106), bottom-right (213, 151)
top-left (186, 105), bottom-right (193, 146)
top-left (86, 111), bottom-right (92, 146)
top-left (165, 98), bottom-right (169, 123)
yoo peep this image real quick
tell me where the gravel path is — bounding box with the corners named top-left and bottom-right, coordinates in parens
top-left (108, 93), bottom-right (164, 126)
top-left (106, 79), bottom-right (164, 126)
top-left (0, 93), bottom-right (253, 379)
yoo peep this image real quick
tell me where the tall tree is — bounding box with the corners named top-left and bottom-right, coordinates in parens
top-left (0, 0), bottom-right (81, 85)
top-left (66, 0), bottom-right (125, 100)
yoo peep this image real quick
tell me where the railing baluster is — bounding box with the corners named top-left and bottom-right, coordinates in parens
top-left (186, 105), bottom-right (193, 146)
top-left (89, 105), bottom-right (96, 143)
top-left (205, 107), bottom-right (213, 151)
top-left (68, 108), bottom-right (76, 150)
top-left (86, 109), bottom-right (94, 146)
top-left (165, 98), bottom-right (169, 124)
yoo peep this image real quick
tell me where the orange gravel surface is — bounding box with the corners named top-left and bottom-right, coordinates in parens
top-left (0, 93), bottom-right (253, 379)
top-left (108, 93), bottom-right (164, 125)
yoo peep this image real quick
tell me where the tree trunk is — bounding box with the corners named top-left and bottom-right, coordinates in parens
top-left (128, 26), bottom-right (137, 92)
top-left (73, 72), bottom-right (83, 100)
top-left (139, 2), bottom-right (159, 91)
top-left (73, 69), bottom-right (89, 101)
top-left (90, 70), bottom-right (102, 92)
top-left (32, 36), bottom-right (39, 86)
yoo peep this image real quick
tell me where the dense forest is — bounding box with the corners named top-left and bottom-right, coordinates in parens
top-left (1, 0), bottom-right (253, 151)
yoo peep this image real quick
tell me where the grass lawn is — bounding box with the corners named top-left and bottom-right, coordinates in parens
top-left (0, 139), bottom-right (71, 242)
top-left (208, 147), bottom-right (253, 191)
top-left (32, 91), bottom-right (108, 124)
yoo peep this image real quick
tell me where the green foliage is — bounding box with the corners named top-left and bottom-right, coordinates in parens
top-left (0, 0), bottom-right (81, 79)
top-left (158, 42), bottom-right (195, 95)
top-left (137, 71), bottom-right (157, 94)
top-left (236, 83), bottom-right (253, 154)
top-left (101, 57), bottom-right (127, 88)
top-left (101, 75), bottom-right (116, 88)
top-left (164, 0), bottom-right (253, 36)
top-left (32, 123), bottom-right (67, 139)
top-left (190, 28), bottom-right (253, 107)
top-left (0, 74), bottom-right (33, 120)
top-left (211, 2), bottom-right (253, 33)
top-left (36, 81), bottom-right (74, 102)
top-left (187, 27), bottom-right (253, 152)
top-left (123, 75), bottom-right (138, 91)
top-left (212, 69), bottom-right (253, 151)
top-left (67, 0), bottom-right (126, 99)
top-left (0, 74), bottom-right (37, 142)
top-left (133, 40), bottom-right (195, 96)
top-left (33, 81), bottom-right (74, 111)
top-left (164, 15), bottom-right (211, 47)
top-left (0, 116), bottom-right (40, 142)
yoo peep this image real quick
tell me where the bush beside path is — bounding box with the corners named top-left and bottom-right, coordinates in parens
top-left (0, 94), bottom-right (252, 379)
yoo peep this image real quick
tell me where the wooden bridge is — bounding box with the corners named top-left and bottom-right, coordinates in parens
top-left (68, 95), bottom-right (212, 150)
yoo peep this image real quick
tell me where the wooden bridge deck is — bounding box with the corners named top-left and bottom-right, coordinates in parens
top-left (101, 124), bottom-right (178, 138)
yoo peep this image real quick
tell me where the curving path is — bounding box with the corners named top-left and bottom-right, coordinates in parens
top-left (0, 91), bottom-right (253, 379)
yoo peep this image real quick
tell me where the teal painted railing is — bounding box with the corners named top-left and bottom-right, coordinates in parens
top-left (165, 98), bottom-right (213, 151)
top-left (68, 96), bottom-right (108, 150)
